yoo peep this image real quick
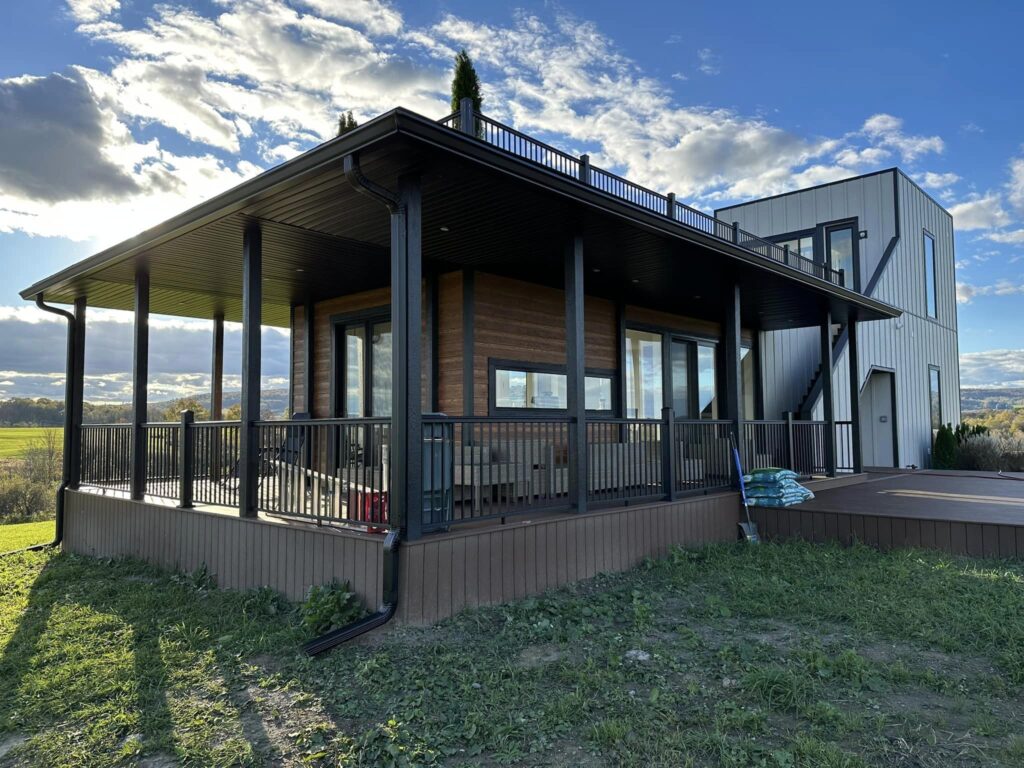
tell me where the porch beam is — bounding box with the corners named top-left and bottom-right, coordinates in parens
top-left (848, 317), bottom-right (863, 473)
top-left (392, 175), bottom-right (423, 539)
top-left (129, 269), bottom-right (149, 500)
top-left (210, 312), bottom-right (224, 420)
top-left (820, 309), bottom-right (837, 476)
top-left (239, 223), bottom-right (262, 517)
top-left (565, 235), bottom-right (587, 514)
top-left (67, 297), bottom-right (86, 489)
top-left (723, 283), bottom-right (744, 463)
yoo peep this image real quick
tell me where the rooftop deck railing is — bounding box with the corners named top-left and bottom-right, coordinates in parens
top-left (439, 104), bottom-right (843, 286)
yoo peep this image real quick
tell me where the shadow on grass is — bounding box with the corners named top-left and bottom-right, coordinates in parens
top-left (0, 551), bottom-right (285, 766)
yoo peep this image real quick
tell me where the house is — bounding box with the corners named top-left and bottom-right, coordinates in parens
top-left (717, 170), bottom-right (959, 469)
top-left (22, 102), bottom-right (906, 627)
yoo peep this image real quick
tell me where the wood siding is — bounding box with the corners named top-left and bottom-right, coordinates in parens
top-left (63, 490), bottom-right (384, 606)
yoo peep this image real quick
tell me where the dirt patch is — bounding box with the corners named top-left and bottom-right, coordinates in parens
top-left (137, 754), bottom-right (178, 768)
top-left (516, 644), bottom-right (566, 669)
top-left (0, 734), bottom-right (27, 760)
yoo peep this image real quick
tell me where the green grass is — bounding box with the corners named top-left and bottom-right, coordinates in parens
top-left (0, 428), bottom-right (61, 458)
top-left (0, 521), bottom-right (55, 552)
top-left (2, 541), bottom-right (1024, 766)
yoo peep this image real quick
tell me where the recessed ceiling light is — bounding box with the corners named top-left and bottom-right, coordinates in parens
top-left (693, 295), bottom-right (701, 300)
top-left (295, 268), bottom-right (305, 273)
top-left (631, 278), bottom-right (640, 284)
top-left (439, 226), bottom-right (450, 232)
top-left (592, 267), bottom-right (601, 273)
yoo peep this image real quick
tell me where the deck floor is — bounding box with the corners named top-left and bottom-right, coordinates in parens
top-left (795, 470), bottom-right (1024, 526)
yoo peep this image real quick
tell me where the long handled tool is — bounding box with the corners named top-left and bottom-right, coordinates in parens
top-left (730, 434), bottom-right (760, 544)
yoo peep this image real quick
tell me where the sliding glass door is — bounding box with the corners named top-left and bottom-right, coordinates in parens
top-left (336, 315), bottom-right (392, 418)
top-left (625, 329), bottom-right (720, 420)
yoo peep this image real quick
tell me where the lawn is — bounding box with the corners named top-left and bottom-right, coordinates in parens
top-left (0, 428), bottom-right (61, 459)
top-left (2, 542), bottom-right (1024, 767)
top-left (0, 521), bottom-right (54, 552)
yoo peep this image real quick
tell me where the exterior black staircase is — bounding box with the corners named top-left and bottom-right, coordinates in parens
top-left (797, 323), bottom-right (846, 418)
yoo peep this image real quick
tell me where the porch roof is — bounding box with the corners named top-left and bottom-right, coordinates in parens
top-left (21, 108), bottom-right (900, 330)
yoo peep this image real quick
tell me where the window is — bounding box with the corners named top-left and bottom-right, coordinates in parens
top-left (492, 364), bottom-right (613, 412)
top-left (826, 225), bottom-right (855, 289)
top-left (335, 312), bottom-right (391, 417)
top-left (924, 231), bottom-right (937, 318)
top-left (740, 344), bottom-right (755, 420)
top-left (670, 339), bottom-right (690, 418)
top-left (929, 367), bottom-right (942, 433)
top-left (625, 329), bottom-right (663, 419)
top-left (775, 234), bottom-right (815, 262)
top-left (697, 344), bottom-right (717, 419)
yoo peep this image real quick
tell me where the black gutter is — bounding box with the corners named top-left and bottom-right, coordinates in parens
top-left (303, 530), bottom-right (400, 655)
top-left (303, 153), bottom-right (406, 654)
top-left (2, 295), bottom-right (76, 555)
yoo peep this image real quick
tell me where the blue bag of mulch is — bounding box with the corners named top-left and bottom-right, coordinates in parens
top-left (743, 468), bottom-right (798, 484)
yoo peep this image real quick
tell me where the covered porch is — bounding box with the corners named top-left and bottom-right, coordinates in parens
top-left (24, 104), bottom-right (897, 618)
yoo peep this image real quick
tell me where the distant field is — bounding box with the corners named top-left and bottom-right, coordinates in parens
top-left (0, 519), bottom-right (54, 550)
top-left (0, 427), bottom-right (62, 458)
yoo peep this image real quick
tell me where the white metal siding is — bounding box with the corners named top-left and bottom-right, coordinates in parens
top-left (724, 170), bottom-right (960, 469)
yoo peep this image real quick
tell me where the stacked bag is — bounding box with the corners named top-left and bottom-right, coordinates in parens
top-left (742, 468), bottom-right (814, 508)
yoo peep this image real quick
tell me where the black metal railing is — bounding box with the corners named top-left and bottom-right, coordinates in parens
top-left (835, 421), bottom-right (854, 473)
top-left (422, 415), bottom-right (572, 530)
top-left (673, 419), bottom-right (735, 493)
top-left (585, 418), bottom-right (664, 505)
top-left (791, 420), bottom-right (829, 476)
top-left (253, 418), bottom-right (391, 530)
top-left (142, 423), bottom-right (179, 499)
top-left (80, 424), bottom-right (131, 489)
top-left (443, 104), bottom-right (844, 286)
top-left (742, 420), bottom-right (790, 471)
top-left (191, 421), bottom-right (242, 508)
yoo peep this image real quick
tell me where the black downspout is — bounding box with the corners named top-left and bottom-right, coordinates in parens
top-left (302, 152), bottom-right (405, 655)
top-left (2, 295), bottom-right (77, 554)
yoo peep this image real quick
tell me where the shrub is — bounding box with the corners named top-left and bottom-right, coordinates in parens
top-left (957, 433), bottom-right (1010, 471)
top-left (932, 423), bottom-right (957, 469)
top-left (300, 581), bottom-right (366, 634)
top-left (0, 475), bottom-right (53, 524)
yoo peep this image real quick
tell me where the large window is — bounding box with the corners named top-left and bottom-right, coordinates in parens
top-left (740, 344), bottom-right (755, 420)
top-left (335, 313), bottom-right (391, 417)
top-left (924, 231), bottom-right (937, 318)
top-left (492, 364), bottom-right (613, 412)
top-left (775, 234), bottom-right (815, 262)
top-left (826, 225), bottom-right (855, 288)
top-left (929, 366), bottom-right (942, 433)
top-left (625, 329), bottom-right (663, 419)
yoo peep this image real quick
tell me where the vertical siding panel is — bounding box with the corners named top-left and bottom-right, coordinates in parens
top-left (450, 536), bottom-right (467, 616)
top-left (465, 533), bottom-right (480, 608)
top-left (435, 538), bottom-right (453, 623)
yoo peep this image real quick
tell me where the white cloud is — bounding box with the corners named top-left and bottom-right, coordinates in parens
top-left (917, 171), bottom-right (960, 190)
top-left (697, 48), bottom-right (720, 76)
top-left (959, 349), bottom-right (1024, 388)
top-left (948, 194), bottom-right (1011, 231)
top-left (956, 280), bottom-right (1024, 304)
top-left (295, 0), bottom-right (403, 35)
top-left (861, 113), bottom-right (944, 163)
top-left (66, 0), bottom-right (118, 23)
top-left (983, 229), bottom-right (1024, 244)
top-left (1008, 156), bottom-right (1024, 212)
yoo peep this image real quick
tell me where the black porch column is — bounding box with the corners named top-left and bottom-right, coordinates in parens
top-left (391, 175), bottom-right (423, 539)
top-left (239, 223), bottom-right (262, 517)
top-left (820, 309), bottom-right (837, 476)
top-left (67, 297), bottom-right (86, 489)
top-left (723, 283), bottom-right (744, 466)
top-left (211, 312), bottom-right (225, 421)
top-left (847, 316), bottom-right (863, 473)
top-left (565, 235), bottom-right (587, 514)
top-left (129, 269), bottom-right (149, 500)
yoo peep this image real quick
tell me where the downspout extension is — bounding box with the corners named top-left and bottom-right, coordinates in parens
top-left (302, 153), bottom-right (405, 654)
top-left (1, 295), bottom-right (76, 555)
top-left (302, 530), bottom-right (400, 655)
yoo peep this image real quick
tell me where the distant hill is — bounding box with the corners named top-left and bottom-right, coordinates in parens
top-left (960, 388), bottom-right (1024, 413)
top-left (0, 389), bottom-right (291, 426)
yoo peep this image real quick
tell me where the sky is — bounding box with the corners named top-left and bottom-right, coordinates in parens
top-left (1, 0), bottom-right (1023, 404)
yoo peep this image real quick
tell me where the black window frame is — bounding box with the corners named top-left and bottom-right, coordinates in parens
top-left (329, 306), bottom-right (391, 418)
top-left (923, 229), bottom-right (938, 319)
top-left (487, 358), bottom-right (617, 416)
top-left (769, 227), bottom-right (816, 266)
top-left (928, 365), bottom-right (942, 433)
top-left (821, 218), bottom-right (860, 291)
